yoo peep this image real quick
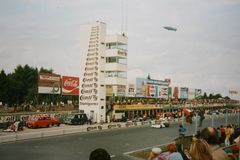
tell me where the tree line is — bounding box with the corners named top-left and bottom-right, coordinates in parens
top-left (0, 64), bottom-right (230, 107)
top-left (0, 64), bottom-right (77, 107)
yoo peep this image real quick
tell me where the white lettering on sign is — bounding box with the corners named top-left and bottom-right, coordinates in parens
top-left (64, 80), bottom-right (78, 88)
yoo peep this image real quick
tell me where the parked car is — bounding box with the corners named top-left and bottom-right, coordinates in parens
top-left (26, 116), bottom-right (60, 128)
top-left (64, 113), bottom-right (88, 125)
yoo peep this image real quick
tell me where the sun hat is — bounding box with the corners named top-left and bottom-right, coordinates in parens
top-left (152, 147), bottom-right (162, 155)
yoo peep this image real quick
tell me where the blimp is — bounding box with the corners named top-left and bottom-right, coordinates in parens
top-left (163, 26), bottom-right (177, 31)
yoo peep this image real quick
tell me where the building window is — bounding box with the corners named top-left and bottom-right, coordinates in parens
top-left (117, 57), bottom-right (127, 64)
top-left (106, 57), bottom-right (117, 63)
top-left (105, 71), bottom-right (127, 78)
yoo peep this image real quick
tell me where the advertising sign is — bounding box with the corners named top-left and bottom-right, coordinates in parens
top-left (62, 76), bottom-right (79, 95)
top-left (159, 86), bottom-right (168, 99)
top-left (188, 88), bottom-right (195, 100)
top-left (229, 90), bottom-right (238, 94)
top-left (180, 87), bottom-right (188, 99)
top-left (173, 87), bottom-right (179, 99)
top-left (117, 85), bottom-right (126, 96)
top-left (128, 84), bottom-right (135, 97)
top-left (38, 73), bottom-right (61, 94)
top-left (195, 89), bottom-right (202, 98)
top-left (136, 78), bottom-right (147, 97)
top-left (147, 85), bottom-right (158, 97)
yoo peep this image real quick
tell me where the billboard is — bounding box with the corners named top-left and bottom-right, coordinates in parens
top-left (173, 87), bottom-right (179, 99)
top-left (128, 84), bottom-right (135, 97)
top-left (195, 89), bottom-right (202, 98)
top-left (147, 85), bottom-right (158, 97)
top-left (159, 86), bottom-right (169, 99)
top-left (38, 73), bottom-right (61, 94)
top-left (136, 78), bottom-right (147, 97)
top-left (188, 88), bottom-right (195, 100)
top-left (62, 76), bottom-right (79, 95)
top-left (117, 85), bottom-right (126, 96)
top-left (180, 87), bottom-right (188, 99)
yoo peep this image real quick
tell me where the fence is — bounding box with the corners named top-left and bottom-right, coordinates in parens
top-left (193, 109), bottom-right (240, 133)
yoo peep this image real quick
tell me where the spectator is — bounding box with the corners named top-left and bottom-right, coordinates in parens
top-left (225, 125), bottom-right (231, 146)
top-left (167, 143), bottom-right (184, 160)
top-left (229, 124), bottom-right (235, 145)
top-left (179, 125), bottom-right (186, 136)
top-left (200, 127), bottom-right (229, 160)
top-left (176, 144), bottom-right (190, 160)
top-left (89, 148), bottom-right (111, 160)
top-left (148, 147), bottom-right (162, 160)
top-left (189, 139), bottom-right (213, 160)
top-left (178, 124), bottom-right (186, 150)
top-left (220, 125), bottom-right (226, 144)
top-left (198, 109), bottom-right (205, 127)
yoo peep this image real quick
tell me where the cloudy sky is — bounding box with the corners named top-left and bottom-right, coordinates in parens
top-left (0, 0), bottom-right (240, 99)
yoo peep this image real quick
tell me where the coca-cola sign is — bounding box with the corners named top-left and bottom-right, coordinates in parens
top-left (62, 76), bottom-right (79, 95)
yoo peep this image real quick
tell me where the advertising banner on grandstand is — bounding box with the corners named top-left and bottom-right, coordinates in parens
top-left (173, 87), bottom-right (179, 99)
top-left (117, 85), bottom-right (126, 96)
top-left (168, 87), bottom-right (172, 99)
top-left (128, 84), bottom-right (135, 97)
top-left (136, 78), bottom-right (147, 97)
top-left (62, 76), bottom-right (79, 95)
top-left (188, 88), bottom-right (195, 99)
top-left (195, 89), bottom-right (202, 98)
top-left (229, 90), bottom-right (238, 94)
top-left (180, 87), bottom-right (188, 99)
top-left (158, 86), bottom-right (168, 99)
top-left (147, 85), bottom-right (158, 97)
top-left (38, 73), bottom-right (61, 94)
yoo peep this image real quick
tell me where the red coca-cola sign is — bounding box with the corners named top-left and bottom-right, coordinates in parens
top-left (62, 76), bottom-right (79, 95)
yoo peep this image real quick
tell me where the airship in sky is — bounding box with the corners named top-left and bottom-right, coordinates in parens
top-left (163, 26), bottom-right (177, 31)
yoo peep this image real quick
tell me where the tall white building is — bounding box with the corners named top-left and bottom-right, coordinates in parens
top-left (105, 34), bottom-right (128, 97)
top-left (79, 21), bottom-right (128, 123)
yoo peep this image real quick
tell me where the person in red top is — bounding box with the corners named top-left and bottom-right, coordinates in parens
top-left (220, 125), bottom-right (226, 144)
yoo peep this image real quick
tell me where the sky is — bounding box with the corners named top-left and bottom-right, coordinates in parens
top-left (0, 0), bottom-right (240, 99)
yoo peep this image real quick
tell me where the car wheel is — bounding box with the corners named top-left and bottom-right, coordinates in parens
top-left (57, 123), bottom-right (60, 127)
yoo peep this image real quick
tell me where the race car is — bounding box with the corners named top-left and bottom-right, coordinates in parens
top-left (151, 120), bottom-right (170, 128)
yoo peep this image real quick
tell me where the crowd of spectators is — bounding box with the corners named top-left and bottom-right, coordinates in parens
top-left (111, 97), bottom-right (239, 107)
top-left (88, 124), bottom-right (240, 160)
top-left (147, 125), bottom-right (240, 160)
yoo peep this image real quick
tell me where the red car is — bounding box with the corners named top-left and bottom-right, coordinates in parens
top-left (26, 116), bottom-right (60, 128)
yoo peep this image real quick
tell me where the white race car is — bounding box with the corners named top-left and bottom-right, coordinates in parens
top-left (151, 121), bottom-right (170, 128)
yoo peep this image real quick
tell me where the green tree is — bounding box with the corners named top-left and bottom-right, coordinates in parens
top-left (202, 92), bottom-right (208, 99)
top-left (7, 73), bottom-right (25, 105)
top-left (0, 70), bottom-right (8, 104)
top-left (39, 67), bottom-right (53, 73)
top-left (213, 93), bottom-right (222, 99)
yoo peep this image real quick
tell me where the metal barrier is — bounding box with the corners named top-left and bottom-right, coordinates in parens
top-left (194, 110), bottom-right (240, 133)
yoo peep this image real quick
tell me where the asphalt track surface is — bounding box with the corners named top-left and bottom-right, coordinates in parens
top-left (0, 114), bottom-right (238, 160)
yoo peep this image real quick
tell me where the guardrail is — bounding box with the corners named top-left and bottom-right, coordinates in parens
top-left (1, 112), bottom-right (238, 144)
top-left (0, 120), bottom-right (164, 144)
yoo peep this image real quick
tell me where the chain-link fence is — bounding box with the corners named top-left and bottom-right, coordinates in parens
top-left (193, 109), bottom-right (240, 133)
